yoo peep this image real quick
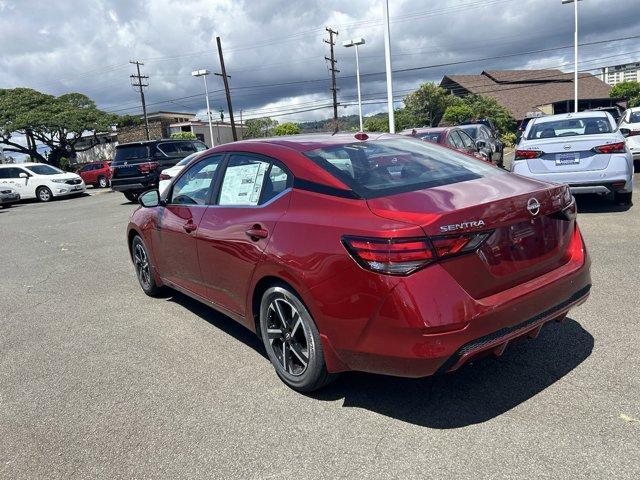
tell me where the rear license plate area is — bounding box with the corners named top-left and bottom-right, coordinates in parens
top-left (555, 153), bottom-right (580, 165)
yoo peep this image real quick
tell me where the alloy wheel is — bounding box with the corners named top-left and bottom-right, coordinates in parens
top-left (265, 297), bottom-right (310, 376)
top-left (133, 242), bottom-right (151, 289)
top-left (38, 188), bottom-right (51, 202)
top-left (99, 177), bottom-right (108, 188)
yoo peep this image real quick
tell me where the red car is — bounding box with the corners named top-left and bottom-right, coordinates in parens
top-left (77, 161), bottom-right (112, 188)
top-left (127, 134), bottom-right (591, 392)
top-left (402, 126), bottom-right (491, 162)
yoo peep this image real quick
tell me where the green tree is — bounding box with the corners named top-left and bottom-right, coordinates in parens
top-left (244, 117), bottom-right (278, 138)
top-left (0, 88), bottom-right (118, 166)
top-left (442, 104), bottom-right (475, 125)
top-left (272, 122), bottom-right (301, 136)
top-left (403, 82), bottom-right (458, 127)
top-left (610, 81), bottom-right (640, 108)
top-left (442, 94), bottom-right (515, 134)
top-left (364, 116), bottom-right (389, 132)
top-left (170, 131), bottom-right (197, 140)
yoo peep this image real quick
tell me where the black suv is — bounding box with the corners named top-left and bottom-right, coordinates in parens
top-left (110, 139), bottom-right (207, 202)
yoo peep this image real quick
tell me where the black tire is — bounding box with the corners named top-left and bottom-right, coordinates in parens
top-left (614, 191), bottom-right (632, 206)
top-left (131, 235), bottom-right (165, 297)
top-left (36, 186), bottom-right (53, 202)
top-left (98, 176), bottom-right (108, 188)
top-left (259, 285), bottom-right (335, 392)
top-left (124, 192), bottom-right (139, 203)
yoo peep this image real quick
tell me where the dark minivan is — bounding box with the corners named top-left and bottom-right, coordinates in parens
top-left (110, 139), bottom-right (207, 202)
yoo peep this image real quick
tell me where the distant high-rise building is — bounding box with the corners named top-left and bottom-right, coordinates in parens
top-left (600, 62), bottom-right (640, 86)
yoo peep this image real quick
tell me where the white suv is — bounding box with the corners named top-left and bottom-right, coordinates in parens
top-left (618, 106), bottom-right (640, 166)
top-left (511, 111), bottom-right (634, 205)
top-left (0, 163), bottom-right (86, 202)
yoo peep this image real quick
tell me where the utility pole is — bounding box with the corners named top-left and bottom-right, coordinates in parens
top-left (324, 27), bottom-right (339, 130)
top-left (562, 0), bottom-right (581, 112)
top-left (215, 37), bottom-right (238, 141)
top-left (130, 60), bottom-right (150, 140)
top-left (382, 0), bottom-right (395, 133)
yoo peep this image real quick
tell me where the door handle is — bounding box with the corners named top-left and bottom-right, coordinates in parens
top-left (245, 225), bottom-right (268, 241)
top-left (183, 220), bottom-right (197, 233)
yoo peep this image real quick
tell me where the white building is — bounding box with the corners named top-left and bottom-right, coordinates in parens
top-left (600, 62), bottom-right (640, 86)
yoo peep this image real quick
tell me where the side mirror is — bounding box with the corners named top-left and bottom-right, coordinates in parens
top-left (139, 189), bottom-right (162, 208)
top-left (619, 128), bottom-right (630, 138)
top-left (19, 172), bottom-right (28, 179)
top-left (475, 139), bottom-right (487, 149)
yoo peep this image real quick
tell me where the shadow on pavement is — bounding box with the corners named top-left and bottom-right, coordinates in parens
top-left (161, 290), bottom-right (593, 428)
top-left (575, 193), bottom-right (631, 213)
top-left (310, 319), bottom-right (593, 428)
top-left (167, 291), bottom-right (267, 359)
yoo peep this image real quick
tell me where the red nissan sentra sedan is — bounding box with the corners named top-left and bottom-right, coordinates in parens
top-left (127, 133), bottom-right (591, 392)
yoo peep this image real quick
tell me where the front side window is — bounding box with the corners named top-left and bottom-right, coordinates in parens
top-left (24, 165), bottom-right (63, 175)
top-left (448, 131), bottom-right (463, 149)
top-left (0, 168), bottom-right (25, 179)
top-left (304, 138), bottom-right (502, 199)
top-left (169, 155), bottom-right (222, 205)
top-left (528, 117), bottom-right (613, 139)
top-left (458, 130), bottom-right (476, 149)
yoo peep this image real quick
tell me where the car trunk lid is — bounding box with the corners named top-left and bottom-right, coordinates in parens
top-left (367, 174), bottom-right (575, 298)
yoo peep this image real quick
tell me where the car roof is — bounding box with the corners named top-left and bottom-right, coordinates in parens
top-left (0, 162), bottom-right (46, 167)
top-left (117, 139), bottom-right (200, 147)
top-left (533, 111), bottom-right (608, 125)
top-left (217, 132), bottom-right (397, 153)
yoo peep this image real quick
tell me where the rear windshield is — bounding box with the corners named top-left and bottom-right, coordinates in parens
top-left (527, 117), bottom-right (612, 139)
top-left (303, 138), bottom-right (502, 199)
top-left (24, 165), bottom-right (64, 175)
top-left (113, 145), bottom-right (150, 164)
top-left (417, 132), bottom-right (443, 143)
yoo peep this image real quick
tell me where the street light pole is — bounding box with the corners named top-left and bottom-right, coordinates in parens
top-left (343, 38), bottom-right (366, 132)
top-left (562, 0), bottom-right (581, 112)
top-left (383, 0), bottom-right (395, 133)
top-left (192, 69), bottom-right (215, 147)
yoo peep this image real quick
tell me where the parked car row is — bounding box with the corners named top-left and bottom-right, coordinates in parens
top-left (401, 120), bottom-right (504, 167)
top-left (127, 131), bottom-right (591, 392)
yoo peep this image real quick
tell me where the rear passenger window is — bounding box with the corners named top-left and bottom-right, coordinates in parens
top-left (217, 155), bottom-right (290, 206)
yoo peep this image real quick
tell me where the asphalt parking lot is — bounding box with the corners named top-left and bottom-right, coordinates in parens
top-left (1, 181), bottom-right (639, 480)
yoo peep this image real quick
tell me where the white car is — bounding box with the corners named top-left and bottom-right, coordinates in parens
top-left (512, 111), bottom-right (634, 205)
top-left (158, 151), bottom-right (201, 195)
top-left (618, 106), bottom-right (640, 165)
top-left (0, 163), bottom-right (86, 202)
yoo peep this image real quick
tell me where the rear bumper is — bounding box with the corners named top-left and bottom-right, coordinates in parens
top-left (512, 155), bottom-right (633, 193)
top-left (319, 225), bottom-right (591, 378)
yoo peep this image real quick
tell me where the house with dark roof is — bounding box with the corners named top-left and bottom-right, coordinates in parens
top-left (440, 69), bottom-right (617, 121)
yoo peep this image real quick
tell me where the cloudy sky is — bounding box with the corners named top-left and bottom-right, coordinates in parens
top-left (1, 0), bottom-right (639, 123)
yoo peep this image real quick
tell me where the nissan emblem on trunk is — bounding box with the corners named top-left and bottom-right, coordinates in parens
top-left (527, 198), bottom-right (541, 216)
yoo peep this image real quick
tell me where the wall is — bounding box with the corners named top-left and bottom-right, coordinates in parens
top-left (76, 143), bottom-right (117, 163)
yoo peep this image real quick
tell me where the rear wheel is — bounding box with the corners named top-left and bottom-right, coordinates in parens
top-left (259, 285), bottom-right (334, 392)
top-left (131, 235), bottom-right (164, 297)
top-left (98, 176), bottom-right (108, 188)
top-left (36, 186), bottom-right (52, 202)
top-left (614, 191), bottom-right (632, 206)
top-left (124, 192), bottom-right (139, 203)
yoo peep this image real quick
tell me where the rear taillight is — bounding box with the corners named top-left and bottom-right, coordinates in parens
top-left (138, 161), bottom-right (160, 173)
top-left (342, 232), bottom-right (491, 276)
top-left (159, 173), bottom-right (171, 181)
top-left (430, 232), bottom-right (493, 259)
top-left (591, 142), bottom-right (625, 154)
top-left (515, 149), bottom-right (543, 160)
